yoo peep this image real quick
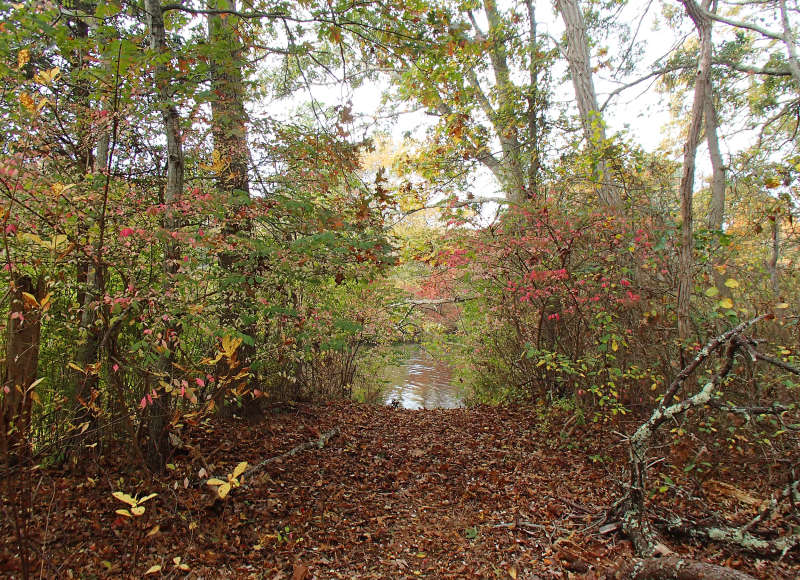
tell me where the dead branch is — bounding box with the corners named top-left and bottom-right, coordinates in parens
top-left (614, 556), bottom-right (757, 580)
top-left (615, 315), bottom-right (791, 557)
top-left (244, 426), bottom-right (340, 480)
top-left (199, 427), bottom-right (340, 491)
top-left (663, 516), bottom-right (800, 559)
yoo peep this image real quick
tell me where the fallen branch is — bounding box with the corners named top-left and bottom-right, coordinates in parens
top-left (616, 316), bottom-right (771, 555)
top-left (244, 426), bottom-right (340, 481)
top-left (663, 516), bottom-right (800, 559)
top-left (614, 556), bottom-right (757, 580)
top-left (200, 427), bottom-right (340, 491)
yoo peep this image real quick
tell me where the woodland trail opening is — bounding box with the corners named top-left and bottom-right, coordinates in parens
top-left (2, 403), bottom-right (796, 578)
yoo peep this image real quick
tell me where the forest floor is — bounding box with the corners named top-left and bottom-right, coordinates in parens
top-left (2, 402), bottom-right (799, 579)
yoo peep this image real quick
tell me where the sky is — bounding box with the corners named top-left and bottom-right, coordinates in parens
top-left (261, 1), bottom-right (722, 204)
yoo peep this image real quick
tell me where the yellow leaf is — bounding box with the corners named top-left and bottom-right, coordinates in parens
top-left (19, 92), bottom-right (35, 113)
top-left (206, 478), bottom-right (226, 486)
top-left (232, 461), bottom-right (248, 479)
top-left (139, 493), bottom-right (158, 503)
top-left (33, 67), bottom-right (59, 85)
top-left (719, 298), bottom-right (734, 309)
top-left (112, 491), bottom-right (137, 506)
top-left (217, 482), bottom-right (231, 499)
top-left (115, 509), bottom-right (132, 517)
top-left (20, 232), bottom-right (42, 245)
top-left (724, 278), bottom-right (739, 289)
top-left (705, 286), bottom-right (719, 297)
top-left (21, 292), bottom-right (39, 308)
top-left (50, 234), bottom-right (68, 250)
top-left (68, 362), bottom-right (86, 374)
top-left (775, 303), bottom-right (789, 309)
top-left (173, 557), bottom-right (181, 565)
top-left (144, 564), bottom-right (162, 575)
top-left (199, 149), bottom-right (227, 173)
top-left (17, 49), bottom-right (29, 70)
top-left (146, 525), bottom-right (160, 537)
top-left (221, 335), bottom-right (242, 359)
top-left (611, 340), bottom-right (618, 352)
top-left (131, 505), bottom-right (146, 516)
top-left (40, 292), bottom-right (52, 310)
top-left (508, 566), bottom-right (518, 580)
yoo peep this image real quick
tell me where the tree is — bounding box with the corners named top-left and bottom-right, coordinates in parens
top-left (676, 0), bottom-right (713, 345)
top-left (144, 0), bottom-right (185, 471)
top-left (205, 0), bottom-right (259, 412)
top-left (555, 0), bottom-right (621, 207)
top-left (355, 0), bottom-right (553, 203)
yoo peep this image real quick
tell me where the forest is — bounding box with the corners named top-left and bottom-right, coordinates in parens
top-left (1, 0), bottom-right (799, 577)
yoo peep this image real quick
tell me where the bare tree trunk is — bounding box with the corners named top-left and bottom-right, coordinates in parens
top-left (676, 0), bottom-right (713, 344)
top-left (145, 0), bottom-right (183, 472)
top-left (555, 0), bottom-right (620, 207)
top-left (703, 73), bottom-right (731, 301)
top-left (525, 0), bottom-right (543, 199)
top-left (71, 11), bottom-right (112, 445)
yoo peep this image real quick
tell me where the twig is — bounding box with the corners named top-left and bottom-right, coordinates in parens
top-left (244, 427), bottom-right (340, 482)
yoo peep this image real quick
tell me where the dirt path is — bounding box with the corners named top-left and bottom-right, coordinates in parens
top-left (2, 403), bottom-right (795, 578)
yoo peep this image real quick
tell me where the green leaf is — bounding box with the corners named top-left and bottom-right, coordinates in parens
top-left (705, 286), bottom-right (719, 297)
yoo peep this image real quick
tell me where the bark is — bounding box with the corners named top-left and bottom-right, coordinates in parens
top-left (615, 557), bottom-right (756, 580)
top-left (462, 2), bottom-right (527, 202)
top-left (555, 0), bottom-right (620, 207)
top-left (703, 73), bottom-right (731, 301)
top-left (676, 0), bottom-right (713, 344)
top-left (71, 12), bottom-right (112, 443)
top-left (145, 0), bottom-right (184, 471)
top-left (0, 276), bottom-right (44, 466)
top-left (525, 0), bottom-right (543, 198)
top-left (207, 0), bottom-right (258, 416)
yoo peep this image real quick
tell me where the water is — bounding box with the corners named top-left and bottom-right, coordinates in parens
top-left (380, 345), bottom-right (463, 410)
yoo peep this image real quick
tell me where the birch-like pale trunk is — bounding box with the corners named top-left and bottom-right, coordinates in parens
top-left (556, 0), bottom-right (620, 208)
top-left (145, 0), bottom-right (184, 471)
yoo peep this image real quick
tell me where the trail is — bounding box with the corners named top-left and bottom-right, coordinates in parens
top-left (2, 403), bottom-right (795, 578)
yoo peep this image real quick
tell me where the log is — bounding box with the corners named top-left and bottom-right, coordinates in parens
top-left (614, 556), bottom-right (757, 580)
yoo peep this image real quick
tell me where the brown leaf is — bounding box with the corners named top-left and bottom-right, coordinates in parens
top-left (292, 563), bottom-right (310, 580)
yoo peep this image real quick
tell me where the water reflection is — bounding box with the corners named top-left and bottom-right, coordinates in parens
top-left (381, 345), bottom-right (463, 410)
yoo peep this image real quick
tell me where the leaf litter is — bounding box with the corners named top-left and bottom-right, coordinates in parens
top-left (1, 402), bottom-right (798, 578)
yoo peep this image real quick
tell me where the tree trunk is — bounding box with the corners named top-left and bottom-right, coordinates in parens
top-left (556, 0), bottom-right (620, 208)
top-left (1, 276), bottom-right (43, 467)
top-left (145, 0), bottom-right (183, 471)
top-left (676, 0), bottom-right (713, 344)
top-left (207, 0), bottom-right (258, 415)
top-left (703, 80), bottom-right (731, 301)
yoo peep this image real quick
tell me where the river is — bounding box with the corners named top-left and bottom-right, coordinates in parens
top-left (380, 345), bottom-right (463, 410)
